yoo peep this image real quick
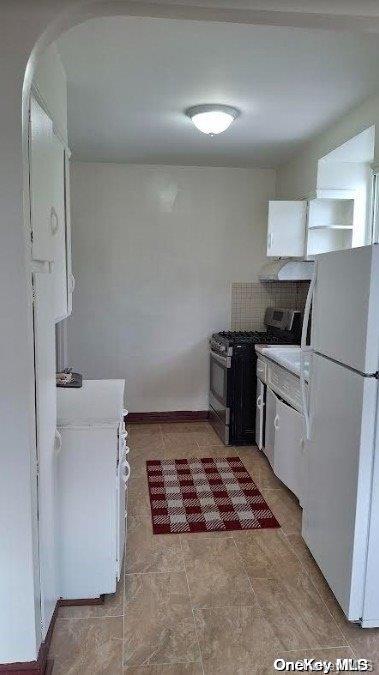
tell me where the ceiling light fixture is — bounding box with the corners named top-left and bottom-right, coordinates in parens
top-left (186, 104), bottom-right (240, 136)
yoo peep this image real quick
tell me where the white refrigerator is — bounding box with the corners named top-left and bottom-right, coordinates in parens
top-left (301, 244), bottom-right (379, 627)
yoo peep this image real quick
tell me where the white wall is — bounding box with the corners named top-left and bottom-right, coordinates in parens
top-left (68, 163), bottom-right (275, 412)
top-left (33, 43), bottom-right (68, 143)
top-left (276, 93), bottom-right (379, 198)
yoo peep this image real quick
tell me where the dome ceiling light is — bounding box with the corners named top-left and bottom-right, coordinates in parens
top-left (186, 104), bottom-right (240, 136)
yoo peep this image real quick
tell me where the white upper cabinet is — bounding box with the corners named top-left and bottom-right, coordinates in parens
top-left (51, 134), bottom-right (73, 322)
top-left (267, 192), bottom-right (357, 259)
top-left (267, 200), bottom-right (307, 257)
top-left (29, 95), bottom-right (73, 321)
top-left (29, 97), bottom-right (55, 262)
top-left (64, 151), bottom-right (74, 319)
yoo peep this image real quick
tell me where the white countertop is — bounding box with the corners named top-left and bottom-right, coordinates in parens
top-left (256, 345), bottom-right (310, 380)
top-left (57, 379), bottom-right (125, 427)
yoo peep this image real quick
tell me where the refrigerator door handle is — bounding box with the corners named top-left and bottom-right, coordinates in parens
top-left (301, 265), bottom-right (317, 440)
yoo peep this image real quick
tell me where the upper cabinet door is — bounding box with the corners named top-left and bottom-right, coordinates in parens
top-left (29, 97), bottom-right (55, 262)
top-left (51, 134), bottom-right (68, 322)
top-left (64, 151), bottom-right (74, 318)
top-left (267, 200), bottom-right (307, 257)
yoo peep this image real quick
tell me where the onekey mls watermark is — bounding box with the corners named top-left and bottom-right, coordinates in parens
top-left (274, 658), bottom-right (374, 673)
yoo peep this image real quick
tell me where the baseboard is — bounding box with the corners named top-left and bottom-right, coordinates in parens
top-left (0, 596), bottom-right (104, 673)
top-left (58, 595), bottom-right (104, 607)
top-left (127, 410), bottom-right (209, 424)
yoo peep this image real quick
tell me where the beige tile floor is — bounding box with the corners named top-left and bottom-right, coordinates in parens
top-left (49, 421), bottom-right (379, 674)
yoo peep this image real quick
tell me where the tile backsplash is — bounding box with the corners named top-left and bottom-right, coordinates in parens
top-left (231, 281), bottom-right (309, 331)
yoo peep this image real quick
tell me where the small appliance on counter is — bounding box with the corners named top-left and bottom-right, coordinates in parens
top-left (209, 307), bottom-right (302, 445)
top-left (56, 368), bottom-right (83, 388)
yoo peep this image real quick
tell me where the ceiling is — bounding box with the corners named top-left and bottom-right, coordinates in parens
top-left (58, 16), bottom-right (379, 167)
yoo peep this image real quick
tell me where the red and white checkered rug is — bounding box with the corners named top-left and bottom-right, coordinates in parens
top-left (146, 457), bottom-right (280, 534)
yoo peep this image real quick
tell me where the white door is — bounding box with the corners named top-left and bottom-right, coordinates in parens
top-left (264, 387), bottom-right (277, 468)
top-left (51, 133), bottom-right (68, 322)
top-left (33, 272), bottom-right (58, 637)
top-left (255, 380), bottom-right (265, 450)
top-left (29, 97), bottom-right (55, 262)
top-left (273, 399), bottom-right (303, 500)
top-left (267, 200), bottom-right (307, 257)
top-left (312, 245), bottom-right (379, 374)
top-left (303, 353), bottom-right (377, 621)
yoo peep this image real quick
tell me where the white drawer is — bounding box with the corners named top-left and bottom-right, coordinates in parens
top-left (267, 361), bottom-right (305, 413)
top-left (256, 357), bottom-right (267, 383)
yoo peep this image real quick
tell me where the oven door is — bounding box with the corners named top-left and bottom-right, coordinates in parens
top-left (209, 350), bottom-right (231, 431)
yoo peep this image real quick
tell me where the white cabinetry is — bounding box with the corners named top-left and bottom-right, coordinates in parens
top-left (267, 192), bottom-right (355, 259)
top-left (29, 95), bottom-right (73, 321)
top-left (258, 355), bottom-right (305, 502)
top-left (57, 380), bottom-right (128, 600)
top-left (51, 134), bottom-right (73, 321)
top-left (255, 378), bottom-right (265, 451)
top-left (273, 398), bottom-right (303, 500)
top-left (29, 97), bottom-right (55, 262)
top-left (267, 200), bottom-right (307, 257)
top-left (264, 387), bottom-right (277, 469)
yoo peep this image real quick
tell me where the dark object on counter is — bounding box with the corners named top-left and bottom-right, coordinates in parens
top-left (56, 369), bottom-right (83, 388)
top-left (209, 307), bottom-right (302, 445)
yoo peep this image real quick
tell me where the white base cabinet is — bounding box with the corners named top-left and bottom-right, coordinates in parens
top-left (264, 387), bottom-right (277, 469)
top-left (258, 354), bottom-right (305, 502)
top-left (57, 380), bottom-right (128, 599)
top-left (273, 398), bottom-right (303, 501)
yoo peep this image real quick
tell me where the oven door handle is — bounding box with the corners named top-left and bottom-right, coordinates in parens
top-left (210, 350), bottom-right (231, 368)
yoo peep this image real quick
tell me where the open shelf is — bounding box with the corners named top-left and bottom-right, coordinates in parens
top-left (306, 194), bottom-right (355, 257)
top-left (307, 226), bottom-right (353, 257)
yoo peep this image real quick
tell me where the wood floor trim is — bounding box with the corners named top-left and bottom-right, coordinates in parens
top-left (127, 410), bottom-right (209, 424)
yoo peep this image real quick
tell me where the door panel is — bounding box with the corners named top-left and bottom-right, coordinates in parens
top-left (303, 353), bottom-right (377, 620)
top-left (255, 380), bottom-right (265, 450)
top-left (33, 272), bottom-right (57, 637)
top-left (274, 399), bottom-right (303, 499)
top-left (312, 245), bottom-right (379, 374)
top-left (64, 151), bottom-right (73, 317)
top-left (267, 200), bottom-right (306, 257)
top-left (51, 134), bottom-right (68, 322)
top-left (264, 387), bottom-right (277, 468)
top-left (29, 98), bottom-right (54, 262)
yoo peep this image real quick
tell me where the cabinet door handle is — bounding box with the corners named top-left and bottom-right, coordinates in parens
top-left (257, 394), bottom-right (264, 409)
top-left (122, 460), bottom-right (131, 484)
top-left (267, 232), bottom-right (273, 249)
top-left (274, 414), bottom-right (279, 431)
top-left (50, 206), bottom-right (59, 235)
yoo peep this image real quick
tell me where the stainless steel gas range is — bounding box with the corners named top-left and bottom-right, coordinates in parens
top-left (209, 308), bottom-right (302, 445)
